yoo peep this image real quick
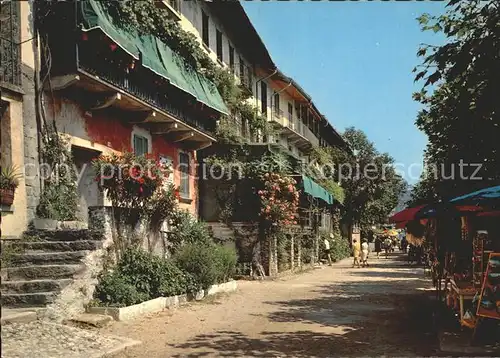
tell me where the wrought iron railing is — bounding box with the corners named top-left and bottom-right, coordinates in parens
top-left (0, 1), bottom-right (21, 88)
top-left (166, 0), bottom-right (180, 13)
top-left (77, 44), bottom-right (215, 136)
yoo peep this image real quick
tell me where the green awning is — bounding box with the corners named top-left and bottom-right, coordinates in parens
top-left (80, 0), bottom-right (140, 59)
top-left (301, 175), bottom-right (334, 205)
top-left (80, 0), bottom-right (229, 115)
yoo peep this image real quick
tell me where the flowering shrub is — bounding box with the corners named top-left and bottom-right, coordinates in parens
top-left (92, 152), bottom-right (170, 208)
top-left (258, 173), bottom-right (300, 227)
top-left (145, 182), bottom-right (180, 230)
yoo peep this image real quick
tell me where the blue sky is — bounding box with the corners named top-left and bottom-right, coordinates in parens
top-left (242, 1), bottom-right (446, 184)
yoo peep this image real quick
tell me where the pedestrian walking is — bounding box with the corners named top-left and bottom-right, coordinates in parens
top-left (352, 239), bottom-right (361, 268)
top-left (401, 236), bottom-right (408, 253)
top-left (374, 236), bottom-right (382, 258)
top-left (384, 237), bottom-right (392, 259)
top-left (323, 236), bottom-right (333, 266)
top-left (361, 240), bottom-right (370, 267)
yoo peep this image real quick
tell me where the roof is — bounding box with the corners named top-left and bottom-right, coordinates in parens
top-left (207, 1), bottom-right (275, 70)
top-left (208, 1), bottom-right (351, 152)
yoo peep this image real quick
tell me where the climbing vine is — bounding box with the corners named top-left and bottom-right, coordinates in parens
top-left (36, 124), bottom-right (79, 221)
top-left (102, 0), bottom-right (271, 142)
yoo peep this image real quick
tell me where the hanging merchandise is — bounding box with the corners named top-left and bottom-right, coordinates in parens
top-left (461, 216), bottom-right (469, 240)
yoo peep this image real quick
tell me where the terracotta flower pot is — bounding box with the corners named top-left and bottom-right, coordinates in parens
top-left (0, 188), bottom-right (15, 206)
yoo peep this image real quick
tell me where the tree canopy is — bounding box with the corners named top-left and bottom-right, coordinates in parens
top-left (410, 0), bottom-right (500, 205)
top-left (339, 128), bottom-right (407, 231)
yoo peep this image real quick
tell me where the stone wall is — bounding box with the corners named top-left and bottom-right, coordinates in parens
top-left (22, 63), bottom-right (40, 225)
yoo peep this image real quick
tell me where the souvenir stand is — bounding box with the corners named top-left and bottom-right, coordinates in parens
top-left (439, 213), bottom-right (500, 338)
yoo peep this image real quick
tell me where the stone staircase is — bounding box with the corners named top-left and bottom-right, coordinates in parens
top-left (1, 229), bottom-right (104, 310)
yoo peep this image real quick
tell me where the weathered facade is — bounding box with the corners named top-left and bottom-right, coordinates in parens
top-left (1, 1), bottom-right (39, 237)
top-left (172, 1), bottom-right (351, 274)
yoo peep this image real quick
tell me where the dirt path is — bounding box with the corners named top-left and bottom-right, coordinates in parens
top-left (104, 252), bottom-right (439, 357)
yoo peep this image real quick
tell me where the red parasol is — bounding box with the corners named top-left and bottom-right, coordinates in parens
top-left (389, 205), bottom-right (427, 223)
top-left (477, 211), bottom-right (500, 217)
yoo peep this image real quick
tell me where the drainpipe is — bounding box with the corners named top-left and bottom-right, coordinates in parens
top-left (268, 81), bottom-right (292, 144)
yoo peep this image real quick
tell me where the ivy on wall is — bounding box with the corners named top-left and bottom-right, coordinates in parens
top-left (103, 0), bottom-right (271, 143)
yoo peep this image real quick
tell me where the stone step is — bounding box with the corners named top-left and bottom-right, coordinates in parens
top-left (23, 229), bottom-right (104, 242)
top-left (5, 264), bottom-right (86, 280)
top-left (69, 313), bottom-right (113, 328)
top-left (11, 240), bottom-right (103, 252)
top-left (0, 308), bottom-right (38, 324)
top-left (9, 251), bottom-right (89, 266)
top-left (1, 292), bottom-right (56, 308)
top-left (1, 279), bottom-right (72, 294)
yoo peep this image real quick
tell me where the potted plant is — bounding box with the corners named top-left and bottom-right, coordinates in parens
top-left (0, 165), bottom-right (22, 206)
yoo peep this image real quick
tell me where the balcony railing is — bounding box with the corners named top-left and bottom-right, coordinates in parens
top-left (76, 43), bottom-right (215, 136)
top-left (0, 1), bottom-right (21, 88)
top-left (165, 0), bottom-right (180, 13)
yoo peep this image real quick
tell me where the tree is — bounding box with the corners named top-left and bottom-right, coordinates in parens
top-left (339, 128), bottom-right (407, 232)
top-left (411, 0), bottom-right (500, 203)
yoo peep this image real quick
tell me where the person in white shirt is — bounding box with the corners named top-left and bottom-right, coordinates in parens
top-left (324, 236), bottom-right (333, 266)
top-left (361, 240), bottom-right (370, 267)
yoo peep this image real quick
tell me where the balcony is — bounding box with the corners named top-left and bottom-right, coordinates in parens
top-left (271, 109), bottom-right (318, 150)
top-left (47, 47), bottom-right (217, 147)
top-left (0, 1), bottom-right (21, 91)
top-left (156, 0), bottom-right (181, 21)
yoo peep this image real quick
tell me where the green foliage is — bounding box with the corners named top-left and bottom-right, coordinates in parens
top-left (339, 127), bottom-right (407, 230)
top-left (412, 0), bottom-right (500, 202)
top-left (321, 231), bottom-right (350, 262)
top-left (145, 182), bottom-right (178, 230)
top-left (0, 165), bottom-right (22, 189)
top-left (213, 245), bottom-right (238, 283)
top-left (169, 210), bottom-right (212, 253)
top-left (93, 272), bottom-right (149, 307)
top-left (92, 152), bottom-right (165, 210)
top-left (215, 117), bottom-right (247, 145)
top-left (93, 248), bottom-right (199, 307)
top-left (36, 126), bottom-right (79, 221)
top-left (102, 0), bottom-right (270, 142)
top-left (173, 243), bottom-right (237, 289)
top-left (318, 180), bottom-right (345, 205)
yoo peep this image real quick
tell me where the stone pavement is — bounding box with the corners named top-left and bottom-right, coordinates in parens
top-left (105, 252), bottom-right (439, 357)
top-left (1, 253), bottom-right (442, 357)
top-left (1, 321), bottom-right (140, 358)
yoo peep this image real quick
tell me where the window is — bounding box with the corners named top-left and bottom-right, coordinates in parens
top-left (202, 11), bottom-right (209, 47)
top-left (133, 134), bottom-right (149, 157)
top-left (216, 30), bottom-right (223, 62)
top-left (274, 93), bottom-right (280, 114)
top-left (229, 45), bottom-right (235, 72)
top-left (239, 56), bottom-right (244, 79)
top-left (179, 152), bottom-right (190, 198)
top-left (0, 1), bottom-right (21, 86)
top-left (159, 156), bottom-right (173, 184)
top-left (288, 102), bottom-right (293, 121)
top-left (260, 82), bottom-right (267, 115)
